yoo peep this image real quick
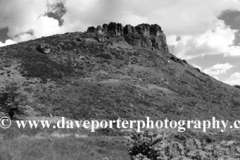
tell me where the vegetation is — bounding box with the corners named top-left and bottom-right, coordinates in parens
top-left (127, 130), bottom-right (240, 160)
top-left (0, 28), bottom-right (240, 159)
top-left (0, 124), bottom-right (129, 160)
top-left (0, 82), bottom-right (29, 119)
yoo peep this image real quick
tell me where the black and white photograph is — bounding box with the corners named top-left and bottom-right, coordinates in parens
top-left (1, 0), bottom-right (240, 159)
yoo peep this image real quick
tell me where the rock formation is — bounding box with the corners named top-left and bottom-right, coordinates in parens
top-left (86, 22), bottom-right (169, 53)
top-left (36, 43), bottom-right (52, 54)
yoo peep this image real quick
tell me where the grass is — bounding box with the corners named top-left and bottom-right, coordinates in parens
top-left (2, 120), bottom-right (240, 160)
top-left (0, 121), bottom-right (130, 160)
top-left (17, 52), bottom-right (74, 81)
top-left (0, 136), bottom-right (129, 160)
top-left (1, 28), bottom-right (240, 159)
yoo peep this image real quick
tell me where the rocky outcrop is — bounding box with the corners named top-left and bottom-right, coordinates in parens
top-left (86, 22), bottom-right (169, 53)
top-left (36, 43), bottom-right (52, 54)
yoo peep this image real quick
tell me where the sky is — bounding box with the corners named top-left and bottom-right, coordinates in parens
top-left (0, 0), bottom-right (240, 85)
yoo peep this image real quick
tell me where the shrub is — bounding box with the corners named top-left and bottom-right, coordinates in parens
top-left (126, 131), bottom-right (166, 160)
top-left (1, 82), bottom-right (28, 119)
top-left (126, 131), bottom-right (240, 160)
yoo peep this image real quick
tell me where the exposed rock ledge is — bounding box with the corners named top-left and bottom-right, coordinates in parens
top-left (86, 22), bottom-right (169, 53)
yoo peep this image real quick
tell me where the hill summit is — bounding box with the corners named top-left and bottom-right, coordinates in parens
top-left (0, 22), bottom-right (240, 121)
top-left (86, 22), bottom-right (168, 53)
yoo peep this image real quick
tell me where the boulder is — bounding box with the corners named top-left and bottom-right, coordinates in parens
top-left (36, 43), bottom-right (52, 54)
top-left (87, 26), bottom-right (96, 33)
top-left (108, 22), bottom-right (123, 36)
top-left (150, 24), bottom-right (162, 36)
top-left (135, 24), bottom-right (150, 37)
top-left (102, 24), bottom-right (108, 33)
top-left (124, 25), bottom-right (134, 35)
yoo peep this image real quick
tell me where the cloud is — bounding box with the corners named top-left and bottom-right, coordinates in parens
top-left (218, 9), bottom-right (240, 45)
top-left (0, 27), bottom-right (10, 42)
top-left (203, 63), bottom-right (234, 76)
top-left (0, 0), bottom-right (47, 36)
top-left (218, 9), bottom-right (240, 30)
top-left (45, 2), bottom-right (67, 26)
top-left (168, 20), bottom-right (240, 59)
top-left (0, 0), bottom-right (67, 44)
top-left (59, 0), bottom-right (240, 35)
top-left (0, 39), bottom-right (16, 47)
top-left (225, 72), bottom-right (240, 85)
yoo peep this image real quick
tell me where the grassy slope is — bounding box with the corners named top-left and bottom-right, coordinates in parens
top-left (1, 31), bottom-right (240, 159)
top-left (0, 122), bottom-right (129, 160)
top-left (1, 31), bottom-right (240, 120)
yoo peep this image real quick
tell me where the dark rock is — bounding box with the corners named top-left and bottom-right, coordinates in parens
top-left (170, 55), bottom-right (181, 62)
top-left (170, 55), bottom-right (189, 65)
top-left (135, 24), bottom-right (150, 37)
top-left (150, 24), bottom-right (162, 36)
top-left (85, 22), bottom-right (169, 53)
top-left (87, 26), bottom-right (96, 33)
top-left (195, 68), bottom-right (201, 72)
top-left (108, 22), bottom-right (123, 36)
top-left (102, 24), bottom-right (108, 33)
top-left (76, 37), bottom-right (83, 42)
top-left (36, 43), bottom-right (52, 54)
top-left (234, 85), bottom-right (240, 89)
top-left (124, 25), bottom-right (134, 35)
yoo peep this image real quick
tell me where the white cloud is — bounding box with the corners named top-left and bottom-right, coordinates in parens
top-left (226, 46), bottom-right (240, 56)
top-left (0, 0), bottom-right (67, 43)
top-left (12, 34), bottom-right (35, 42)
top-left (0, 0), bottom-right (48, 36)
top-left (225, 72), bottom-right (240, 85)
top-left (203, 63), bottom-right (234, 76)
top-left (0, 39), bottom-right (16, 47)
top-left (125, 0), bottom-right (240, 35)
top-left (168, 20), bottom-right (240, 59)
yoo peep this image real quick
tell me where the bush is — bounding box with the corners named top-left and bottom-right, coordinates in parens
top-left (126, 131), bottom-right (240, 160)
top-left (1, 82), bottom-right (28, 119)
top-left (126, 131), bottom-right (166, 160)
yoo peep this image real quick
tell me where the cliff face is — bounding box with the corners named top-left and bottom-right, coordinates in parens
top-left (86, 22), bottom-right (169, 53)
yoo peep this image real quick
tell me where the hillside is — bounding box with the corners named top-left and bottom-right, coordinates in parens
top-left (1, 22), bottom-right (240, 121)
top-left (1, 22), bottom-right (240, 160)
